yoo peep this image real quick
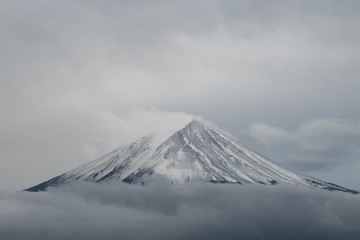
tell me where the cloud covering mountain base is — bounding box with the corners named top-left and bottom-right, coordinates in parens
top-left (1, 179), bottom-right (360, 240)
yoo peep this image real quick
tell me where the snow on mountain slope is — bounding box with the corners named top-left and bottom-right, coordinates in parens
top-left (25, 120), bottom-right (358, 194)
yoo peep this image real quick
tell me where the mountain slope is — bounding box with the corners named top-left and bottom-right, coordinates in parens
top-left (25, 120), bottom-right (358, 194)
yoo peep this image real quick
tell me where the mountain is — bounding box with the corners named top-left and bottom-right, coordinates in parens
top-left (25, 120), bottom-right (358, 194)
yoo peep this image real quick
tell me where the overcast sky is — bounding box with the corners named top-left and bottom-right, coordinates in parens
top-left (1, 0), bottom-right (360, 191)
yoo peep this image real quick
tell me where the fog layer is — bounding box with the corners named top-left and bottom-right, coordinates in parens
top-left (1, 179), bottom-right (359, 240)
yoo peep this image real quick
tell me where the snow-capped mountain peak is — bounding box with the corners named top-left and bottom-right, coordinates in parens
top-left (25, 120), bottom-right (358, 194)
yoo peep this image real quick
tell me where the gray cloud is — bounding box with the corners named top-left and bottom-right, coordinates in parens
top-left (249, 118), bottom-right (360, 171)
top-left (2, 0), bottom-right (359, 112)
top-left (1, 180), bottom-right (360, 240)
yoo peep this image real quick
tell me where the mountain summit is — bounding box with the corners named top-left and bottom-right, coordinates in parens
top-left (26, 120), bottom-right (358, 193)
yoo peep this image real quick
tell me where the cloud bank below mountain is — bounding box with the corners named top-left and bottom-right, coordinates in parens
top-left (1, 179), bottom-right (360, 240)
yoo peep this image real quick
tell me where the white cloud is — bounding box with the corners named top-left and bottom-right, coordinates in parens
top-left (1, 181), bottom-right (359, 240)
top-left (0, 103), bottom-right (195, 190)
top-left (249, 122), bottom-right (291, 146)
top-left (249, 118), bottom-right (360, 171)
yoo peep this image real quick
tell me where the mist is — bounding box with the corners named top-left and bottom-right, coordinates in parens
top-left (1, 179), bottom-right (359, 240)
